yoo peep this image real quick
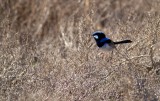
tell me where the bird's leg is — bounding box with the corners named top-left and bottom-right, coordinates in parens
top-left (109, 50), bottom-right (114, 61)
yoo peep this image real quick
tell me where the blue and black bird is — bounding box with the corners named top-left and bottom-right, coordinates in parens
top-left (92, 31), bottom-right (132, 50)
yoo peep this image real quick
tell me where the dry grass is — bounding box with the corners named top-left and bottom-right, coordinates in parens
top-left (1, 0), bottom-right (160, 101)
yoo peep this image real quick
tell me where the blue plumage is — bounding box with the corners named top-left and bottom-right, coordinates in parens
top-left (92, 31), bottom-right (132, 50)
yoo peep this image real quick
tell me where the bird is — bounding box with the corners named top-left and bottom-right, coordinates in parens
top-left (92, 31), bottom-right (132, 51)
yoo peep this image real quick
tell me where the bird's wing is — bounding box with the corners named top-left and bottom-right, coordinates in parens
top-left (100, 38), bottom-right (112, 43)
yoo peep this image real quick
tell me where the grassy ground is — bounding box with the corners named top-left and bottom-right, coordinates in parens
top-left (1, 0), bottom-right (160, 101)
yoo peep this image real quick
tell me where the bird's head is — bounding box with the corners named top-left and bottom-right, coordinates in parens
top-left (92, 31), bottom-right (106, 42)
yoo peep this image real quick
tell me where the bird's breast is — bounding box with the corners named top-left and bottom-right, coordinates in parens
top-left (100, 43), bottom-right (114, 51)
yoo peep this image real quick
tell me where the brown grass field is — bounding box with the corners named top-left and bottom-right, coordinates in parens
top-left (1, 0), bottom-right (160, 101)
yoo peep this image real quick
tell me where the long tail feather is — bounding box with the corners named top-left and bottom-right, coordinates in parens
top-left (113, 40), bottom-right (132, 44)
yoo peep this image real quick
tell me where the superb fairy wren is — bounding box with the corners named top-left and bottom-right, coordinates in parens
top-left (92, 31), bottom-right (132, 51)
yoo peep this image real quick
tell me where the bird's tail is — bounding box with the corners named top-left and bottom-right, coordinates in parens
top-left (113, 40), bottom-right (132, 44)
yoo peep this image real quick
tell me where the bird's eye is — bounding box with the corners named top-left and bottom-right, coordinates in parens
top-left (93, 35), bottom-right (99, 39)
